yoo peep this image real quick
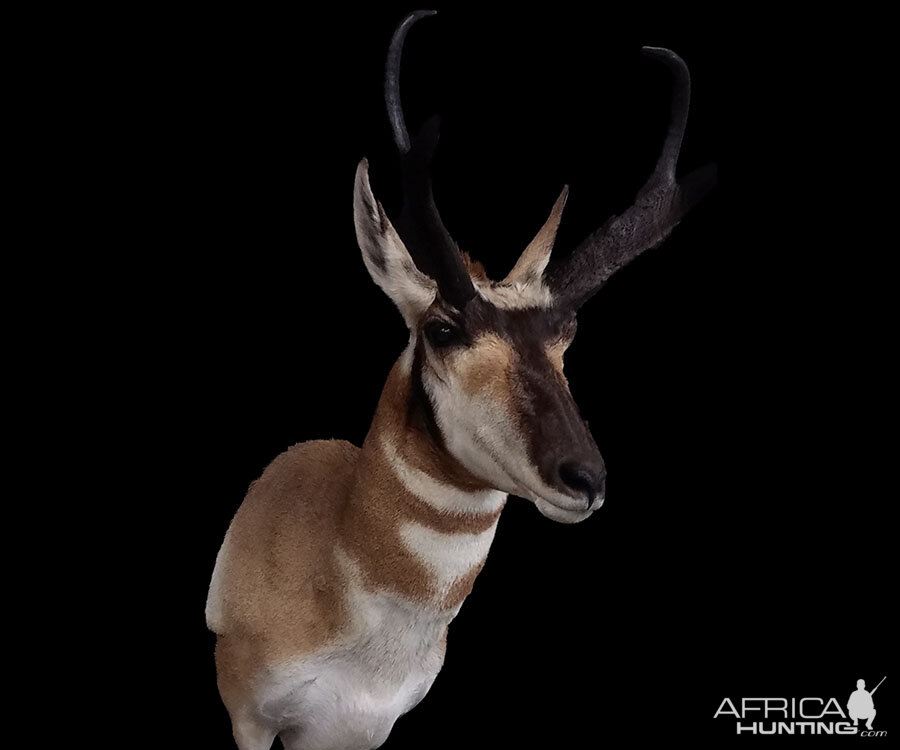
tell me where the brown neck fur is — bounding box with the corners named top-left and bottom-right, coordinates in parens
top-left (338, 353), bottom-right (505, 611)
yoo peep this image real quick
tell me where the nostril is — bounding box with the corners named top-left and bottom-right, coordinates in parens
top-left (558, 461), bottom-right (605, 505)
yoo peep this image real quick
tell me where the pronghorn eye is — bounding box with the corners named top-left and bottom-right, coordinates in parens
top-left (424, 320), bottom-right (461, 348)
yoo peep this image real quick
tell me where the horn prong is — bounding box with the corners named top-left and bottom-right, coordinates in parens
top-left (546, 47), bottom-right (715, 309)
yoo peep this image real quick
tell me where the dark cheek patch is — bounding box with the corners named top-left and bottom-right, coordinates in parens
top-left (408, 338), bottom-right (445, 450)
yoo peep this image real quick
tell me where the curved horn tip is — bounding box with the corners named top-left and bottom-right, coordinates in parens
top-left (386, 10), bottom-right (440, 156)
top-left (641, 46), bottom-right (690, 78)
top-left (641, 46), bottom-right (685, 63)
top-left (400, 9), bottom-right (438, 26)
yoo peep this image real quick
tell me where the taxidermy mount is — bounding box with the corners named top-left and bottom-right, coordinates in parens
top-left (206, 10), bottom-right (715, 750)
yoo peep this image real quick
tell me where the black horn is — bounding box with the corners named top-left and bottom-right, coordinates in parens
top-left (385, 10), bottom-right (476, 310)
top-left (546, 47), bottom-right (717, 310)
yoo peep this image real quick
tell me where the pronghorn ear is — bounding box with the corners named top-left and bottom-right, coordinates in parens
top-left (354, 159), bottom-right (437, 326)
top-left (502, 186), bottom-right (569, 285)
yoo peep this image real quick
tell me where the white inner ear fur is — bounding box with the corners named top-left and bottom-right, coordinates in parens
top-left (354, 159), bottom-right (436, 327)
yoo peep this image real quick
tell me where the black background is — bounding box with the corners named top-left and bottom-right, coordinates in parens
top-left (122, 4), bottom-right (890, 748)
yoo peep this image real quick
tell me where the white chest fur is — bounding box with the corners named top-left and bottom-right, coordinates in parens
top-left (260, 576), bottom-right (455, 750)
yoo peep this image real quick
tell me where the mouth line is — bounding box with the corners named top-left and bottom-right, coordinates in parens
top-left (541, 495), bottom-right (595, 514)
top-left (462, 431), bottom-right (597, 513)
top-left (499, 465), bottom-right (589, 512)
top-left (533, 497), bottom-right (594, 524)
top-left (468, 435), bottom-right (577, 509)
top-left (519, 483), bottom-right (596, 514)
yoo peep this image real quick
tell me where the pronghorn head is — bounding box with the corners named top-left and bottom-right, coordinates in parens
top-left (354, 11), bottom-right (715, 524)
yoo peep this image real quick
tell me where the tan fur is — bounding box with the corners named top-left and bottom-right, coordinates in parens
top-left (455, 333), bottom-right (516, 402)
top-left (547, 339), bottom-right (569, 377)
top-left (370, 358), bottom-right (490, 493)
top-left (211, 358), bottom-right (504, 726)
top-left (461, 251), bottom-right (489, 281)
top-left (212, 440), bottom-right (357, 711)
top-left (339, 360), bottom-right (503, 607)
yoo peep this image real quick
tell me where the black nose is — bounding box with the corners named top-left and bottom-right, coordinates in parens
top-left (558, 461), bottom-right (606, 506)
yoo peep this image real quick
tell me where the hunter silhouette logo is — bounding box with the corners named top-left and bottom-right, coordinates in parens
top-left (714, 675), bottom-right (887, 736)
top-left (849, 677), bottom-right (885, 731)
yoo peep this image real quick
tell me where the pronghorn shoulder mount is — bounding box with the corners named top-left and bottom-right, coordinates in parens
top-left (207, 10), bottom-right (715, 750)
